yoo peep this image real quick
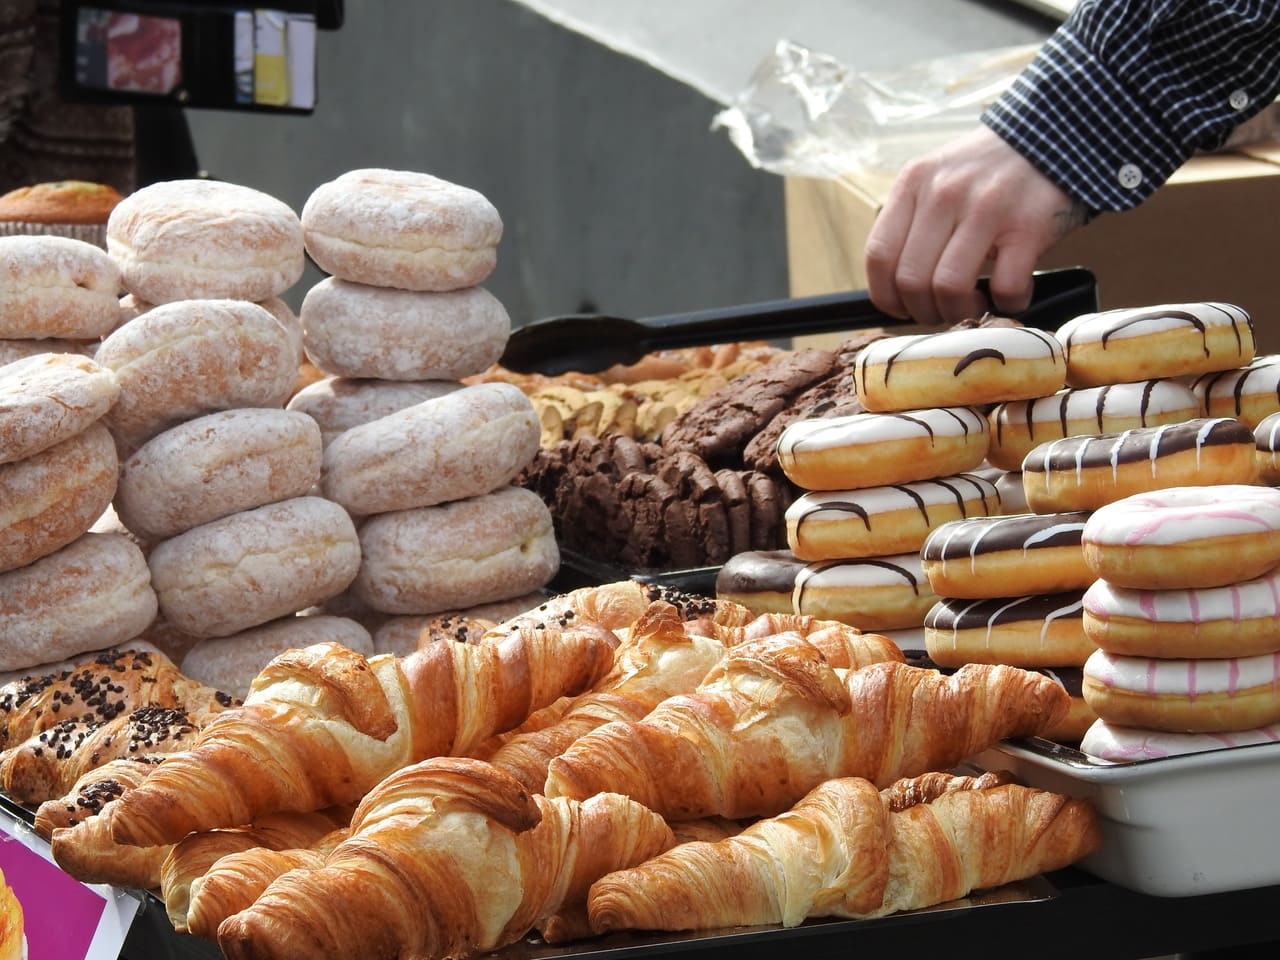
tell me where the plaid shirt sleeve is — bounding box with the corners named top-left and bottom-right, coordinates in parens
top-left (982, 0), bottom-right (1280, 213)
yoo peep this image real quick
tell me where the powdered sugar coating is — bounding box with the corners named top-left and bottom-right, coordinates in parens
top-left (287, 376), bottom-right (462, 446)
top-left (0, 235), bottom-right (122, 339)
top-left (0, 353), bottom-right (120, 465)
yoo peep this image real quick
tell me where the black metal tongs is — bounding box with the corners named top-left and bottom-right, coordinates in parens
top-left (498, 266), bottom-right (1098, 376)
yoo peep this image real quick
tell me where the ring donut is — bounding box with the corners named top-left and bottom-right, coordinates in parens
top-left (1193, 354), bottom-right (1280, 428)
top-left (920, 511), bottom-right (1092, 599)
top-left (1056, 302), bottom-right (1254, 388)
top-left (1080, 717), bottom-right (1280, 762)
top-left (1256, 409), bottom-right (1280, 484)
top-left (791, 552), bottom-right (936, 631)
top-left (714, 549), bottom-right (806, 616)
top-left (785, 473), bottom-right (1000, 562)
top-left (1082, 568), bottom-right (1280, 660)
top-left (1081, 484), bottom-right (1280, 589)
top-left (924, 592), bottom-right (1093, 668)
top-left (1082, 647), bottom-right (1280, 733)
top-left (1021, 417), bottom-right (1259, 514)
top-left (852, 325), bottom-right (1065, 412)
top-left (776, 406), bottom-right (989, 491)
top-left (986, 379), bottom-right (1200, 471)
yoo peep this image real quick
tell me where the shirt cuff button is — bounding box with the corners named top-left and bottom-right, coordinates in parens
top-left (1230, 89), bottom-right (1251, 111)
top-left (1118, 163), bottom-right (1144, 189)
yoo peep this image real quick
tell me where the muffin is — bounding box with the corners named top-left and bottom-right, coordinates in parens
top-left (0, 179), bottom-right (124, 248)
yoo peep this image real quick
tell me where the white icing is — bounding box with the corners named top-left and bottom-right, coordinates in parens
top-left (1257, 410), bottom-right (1280, 454)
top-left (856, 326), bottom-right (1064, 367)
top-left (1083, 647), bottom-right (1280, 695)
top-left (1082, 484), bottom-right (1280, 546)
top-left (991, 379), bottom-right (1198, 429)
top-left (1023, 417), bottom-right (1242, 481)
top-left (784, 474), bottom-right (1000, 523)
top-left (1194, 354), bottom-right (1280, 412)
top-left (1056, 302), bottom-right (1251, 347)
top-left (794, 553), bottom-right (925, 590)
top-left (1084, 568), bottom-right (1280, 624)
top-left (1080, 717), bottom-right (1280, 762)
top-left (777, 406), bottom-right (986, 456)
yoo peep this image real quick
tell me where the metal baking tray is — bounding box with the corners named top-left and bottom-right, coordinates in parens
top-left (975, 736), bottom-right (1280, 897)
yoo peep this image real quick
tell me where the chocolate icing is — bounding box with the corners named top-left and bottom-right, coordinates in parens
top-left (924, 592), bottom-right (1085, 630)
top-left (1023, 418), bottom-right (1251, 474)
top-left (921, 512), bottom-right (1089, 560)
top-left (715, 550), bottom-right (805, 596)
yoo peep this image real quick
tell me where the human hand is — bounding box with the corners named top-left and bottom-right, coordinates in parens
top-left (864, 125), bottom-right (1087, 326)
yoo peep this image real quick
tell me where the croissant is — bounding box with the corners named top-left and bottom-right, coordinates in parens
top-left (162, 810), bottom-right (353, 933)
top-left (216, 757), bottom-right (676, 960)
top-left (0, 647), bottom-right (237, 748)
top-left (545, 647), bottom-right (1068, 820)
top-left (33, 755), bottom-right (164, 839)
top-left (588, 774), bottom-right (1101, 932)
top-left (106, 627), bottom-right (618, 847)
top-left (1, 705), bottom-right (201, 804)
top-left (50, 815), bottom-right (173, 891)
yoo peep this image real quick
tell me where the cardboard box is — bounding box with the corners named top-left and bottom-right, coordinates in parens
top-left (785, 147), bottom-right (1280, 354)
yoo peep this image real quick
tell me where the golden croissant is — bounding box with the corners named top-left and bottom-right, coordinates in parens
top-left (588, 773), bottom-right (1101, 932)
top-left (34, 755), bottom-right (163, 839)
top-left (216, 757), bottom-right (676, 960)
top-left (545, 645), bottom-right (1068, 820)
top-left (106, 627), bottom-right (617, 847)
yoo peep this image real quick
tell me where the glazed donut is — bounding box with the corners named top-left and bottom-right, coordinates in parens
top-left (1256, 409), bottom-right (1280, 484)
top-left (1081, 484), bottom-right (1280, 590)
top-left (286, 376), bottom-right (461, 446)
top-left (95, 299), bottom-right (299, 453)
top-left (106, 179), bottom-right (305, 304)
top-left (147, 496), bottom-right (361, 639)
top-left (924, 592), bottom-right (1093, 668)
top-left (921, 511), bottom-right (1092, 599)
top-left (0, 352), bottom-right (120, 465)
top-left (1080, 717), bottom-right (1280, 762)
top-left (0, 421), bottom-right (117, 573)
top-left (115, 408), bottom-right (323, 541)
top-left (1021, 417), bottom-right (1259, 514)
top-left (776, 406), bottom-right (989, 491)
top-left (300, 278), bottom-right (509, 381)
top-left (321, 381), bottom-right (540, 517)
top-left (1056, 302), bottom-right (1254, 388)
top-left (1082, 568), bottom-right (1280, 660)
top-left (300, 168), bottom-right (502, 292)
top-left (180, 614), bottom-right (373, 699)
top-left (1082, 647), bottom-right (1280, 733)
top-left (0, 532), bottom-right (157, 673)
top-left (714, 549), bottom-right (806, 616)
top-left (986, 378), bottom-right (1200, 471)
top-left (791, 552), bottom-right (936, 631)
top-left (852, 325), bottom-right (1065, 413)
top-left (785, 473), bottom-right (1000, 562)
top-left (1192, 354), bottom-right (1280, 429)
top-left (0, 235), bottom-right (121, 340)
top-left (352, 485), bottom-right (560, 615)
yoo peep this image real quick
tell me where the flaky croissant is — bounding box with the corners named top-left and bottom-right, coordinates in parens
top-left (50, 815), bottom-right (173, 891)
top-left (34, 755), bottom-right (164, 839)
top-left (545, 644), bottom-right (1068, 820)
top-left (216, 757), bottom-right (676, 960)
top-left (588, 773), bottom-right (1101, 932)
top-left (106, 627), bottom-right (618, 847)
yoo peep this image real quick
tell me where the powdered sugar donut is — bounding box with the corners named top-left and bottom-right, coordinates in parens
top-left (1080, 717), bottom-right (1280, 762)
top-left (1193, 354), bottom-right (1280, 428)
top-left (1056, 302), bottom-right (1254, 388)
top-left (852, 326), bottom-right (1065, 413)
top-left (924, 592), bottom-right (1093, 668)
top-left (792, 552), bottom-right (936, 631)
top-left (0, 353), bottom-right (119, 465)
top-left (1082, 647), bottom-right (1280, 733)
top-left (286, 376), bottom-right (461, 446)
top-left (300, 278), bottom-right (509, 380)
top-left (106, 179), bottom-right (305, 304)
top-left (1082, 569), bottom-right (1280, 660)
top-left (300, 168), bottom-right (502, 291)
top-left (921, 511), bottom-right (1092, 599)
top-left (1256, 409), bottom-right (1280, 483)
top-left (0, 339), bottom-right (94, 365)
top-left (1021, 418), bottom-right (1258, 514)
top-left (777, 406), bottom-right (989, 491)
top-left (987, 379), bottom-right (1200, 471)
top-left (785, 473), bottom-right (1000, 562)
top-left (0, 235), bottom-right (122, 339)
top-left (1081, 485), bottom-right (1280, 590)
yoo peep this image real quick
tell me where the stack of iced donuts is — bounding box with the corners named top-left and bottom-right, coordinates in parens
top-left (1188, 354), bottom-right (1280, 485)
top-left (1078, 485), bottom-right (1280, 761)
top-left (294, 169), bottom-right (558, 655)
top-left (775, 323), bottom-right (1066, 640)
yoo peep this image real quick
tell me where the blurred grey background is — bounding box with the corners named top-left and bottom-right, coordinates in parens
top-left (183, 0), bottom-right (1054, 324)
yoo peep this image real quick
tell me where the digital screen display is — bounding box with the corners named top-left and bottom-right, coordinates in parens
top-left (74, 9), bottom-right (183, 95)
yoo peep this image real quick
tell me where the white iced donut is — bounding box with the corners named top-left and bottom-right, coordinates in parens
top-left (791, 552), bottom-right (936, 631)
top-left (1056, 302), bottom-right (1254, 388)
top-left (776, 406), bottom-right (989, 491)
top-left (1081, 484), bottom-right (1280, 589)
top-left (986, 379), bottom-right (1200, 471)
top-left (924, 592), bottom-right (1094, 668)
top-left (1193, 354), bottom-right (1280, 428)
top-left (1082, 647), bottom-right (1280, 733)
top-left (852, 325), bottom-right (1066, 412)
top-left (1082, 569), bottom-right (1280, 660)
top-left (785, 473), bottom-right (1000, 562)
top-left (0, 235), bottom-right (122, 339)
top-left (300, 168), bottom-right (502, 291)
top-left (1080, 717), bottom-right (1280, 762)
top-left (1256, 409), bottom-right (1280, 484)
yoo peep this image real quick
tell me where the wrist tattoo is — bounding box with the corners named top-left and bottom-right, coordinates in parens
top-left (1053, 201), bottom-right (1089, 238)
